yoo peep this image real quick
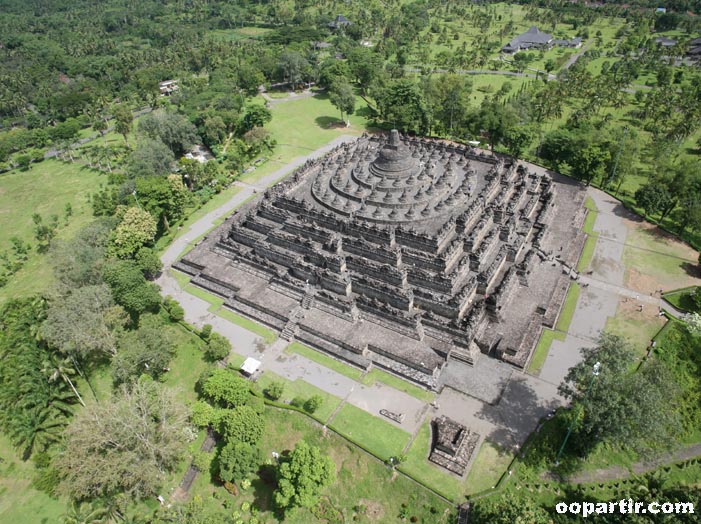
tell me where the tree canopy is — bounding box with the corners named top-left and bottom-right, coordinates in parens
top-left (274, 440), bottom-right (336, 513)
top-left (56, 379), bottom-right (189, 500)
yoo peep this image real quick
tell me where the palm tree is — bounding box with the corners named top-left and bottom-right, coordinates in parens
top-left (41, 355), bottom-right (85, 407)
top-left (61, 501), bottom-right (107, 524)
top-left (10, 403), bottom-right (69, 459)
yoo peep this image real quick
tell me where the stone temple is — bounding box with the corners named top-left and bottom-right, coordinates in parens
top-left (176, 130), bottom-right (587, 394)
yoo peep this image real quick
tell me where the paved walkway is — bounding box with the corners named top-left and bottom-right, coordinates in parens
top-left (538, 187), bottom-right (629, 386)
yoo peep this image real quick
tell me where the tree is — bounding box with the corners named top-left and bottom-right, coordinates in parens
top-left (274, 440), bottom-right (336, 513)
top-left (40, 354), bottom-right (85, 406)
top-left (204, 332), bottom-right (231, 362)
top-left (135, 247), bottom-right (163, 279)
top-left (61, 501), bottom-right (107, 524)
top-left (33, 213), bottom-right (59, 248)
top-left (127, 138), bottom-right (175, 177)
top-left (56, 379), bottom-right (189, 500)
top-left (239, 105), bottom-right (272, 134)
top-left (0, 298), bottom-right (76, 459)
top-left (134, 175), bottom-right (188, 234)
top-left (112, 319), bottom-right (177, 384)
top-left (137, 110), bottom-right (198, 156)
top-left (635, 184), bottom-right (674, 219)
top-left (217, 441), bottom-right (261, 484)
top-left (103, 259), bottom-right (162, 318)
top-left (277, 51), bottom-right (310, 90)
top-left (218, 406), bottom-right (264, 444)
top-left (113, 104), bottom-right (133, 149)
top-left (559, 333), bottom-right (680, 454)
top-left (109, 207), bottom-right (158, 259)
top-left (41, 284), bottom-right (123, 361)
top-left (328, 81), bottom-right (355, 127)
top-left (201, 369), bottom-right (250, 407)
top-left (49, 218), bottom-right (114, 292)
top-left (375, 79), bottom-right (428, 134)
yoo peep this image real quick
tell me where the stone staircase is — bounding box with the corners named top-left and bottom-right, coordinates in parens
top-left (281, 307), bottom-right (303, 341)
top-left (301, 286), bottom-right (316, 309)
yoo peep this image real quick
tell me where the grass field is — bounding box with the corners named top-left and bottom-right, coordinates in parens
top-left (239, 93), bottom-right (373, 185)
top-left (622, 221), bottom-right (701, 294)
top-left (256, 370), bottom-right (342, 424)
top-left (329, 403), bottom-right (411, 461)
top-left (604, 299), bottom-right (666, 356)
top-left (0, 159), bottom-right (107, 303)
top-left (238, 408), bottom-right (454, 524)
top-left (0, 433), bottom-right (66, 524)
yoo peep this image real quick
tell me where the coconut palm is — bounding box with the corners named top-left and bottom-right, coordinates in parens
top-left (41, 355), bottom-right (85, 407)
top-left (61, 501), bottom-right (107, 524)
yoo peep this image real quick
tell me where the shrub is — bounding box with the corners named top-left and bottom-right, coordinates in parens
top-left (303, 395), bottom-right (324, 414)
top-left (264, 381), bottom-right (284, 401)
top-left (200, 323), bottom-right (213, 341)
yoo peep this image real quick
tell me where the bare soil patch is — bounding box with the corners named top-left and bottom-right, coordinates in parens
top-left (358, 499), bottom-right (386, 521)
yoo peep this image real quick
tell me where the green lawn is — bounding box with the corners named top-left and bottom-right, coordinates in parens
top-left (576, 235), bottom-right (598, 273)
top-left (239, 93), bottom-right (373, 186)
top-left (329, 403), bottom-right (411, 461)
top-left (604, 303), bottom-right (666, 357)
top-left (555, 283), bottom-right (580, 333)
top-left (361, 368), bottom-right (436, 403)
top-left (0, 159), bottom-right (107, 303)
top-left (623, 223), bottom-right (701, 293)
top-left (0, 434), bottom-right (66, 524)
top-left (286, 342), bottom-right (364, 381)
top-left (465, 441), bottom-right (514, 494)
top-left (577, 201), bottom-right (599, 272)
top-left (256, 370), bottom-right (342, 424)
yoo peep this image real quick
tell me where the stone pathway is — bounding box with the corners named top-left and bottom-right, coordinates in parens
top-left (537, 186), bottom-right (631, 386)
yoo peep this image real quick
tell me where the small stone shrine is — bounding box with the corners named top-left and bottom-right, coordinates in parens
top-left (429, 416), bottom-right (480, 476)
top-left (175, 130), bottom-right (587, 391)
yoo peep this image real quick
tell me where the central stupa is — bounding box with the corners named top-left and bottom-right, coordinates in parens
top-left (176, 131), bottom-right (586, 392)
top-left (310, 129), bottom-right (475, 227)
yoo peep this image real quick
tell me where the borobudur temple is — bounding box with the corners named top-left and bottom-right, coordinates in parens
top-left (175, 130), bottom-right (588, 392)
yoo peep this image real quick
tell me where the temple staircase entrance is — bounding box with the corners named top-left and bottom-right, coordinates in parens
top-left (281, 307), bottom-right (303, 341)
top-left (302, 285), bottom-right (316, 309)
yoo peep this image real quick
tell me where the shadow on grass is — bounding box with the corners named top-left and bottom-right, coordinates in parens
top-left (681, 262), bottom-right (701, 279)
top-left (315, 115), bottom-right (344, 129)
top-left (251, 465), bottom-right (279, 517)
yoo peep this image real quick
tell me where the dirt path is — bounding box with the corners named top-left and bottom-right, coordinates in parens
top-left (560, 444), bottom-right (701, 484)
